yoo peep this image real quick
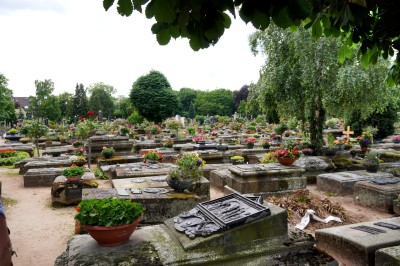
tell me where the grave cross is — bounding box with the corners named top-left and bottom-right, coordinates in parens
top-left (342, 126), bottom-right (354, 143)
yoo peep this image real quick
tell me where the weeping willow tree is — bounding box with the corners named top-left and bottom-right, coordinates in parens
top-left (249, 24), bottom-right (397, 152)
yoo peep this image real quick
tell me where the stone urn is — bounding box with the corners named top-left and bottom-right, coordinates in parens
top-left (166, 178), bottom-right (193, 192)
top-left (364, 164), bottom-right (379, 173)
top-left (81, 217), bottom-right (143, 247)
top-left (277, 157), bottom-right (296, 166)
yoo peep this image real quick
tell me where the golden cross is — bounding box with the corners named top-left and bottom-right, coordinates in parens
top-left (342, 126), bottom-right (354, 143)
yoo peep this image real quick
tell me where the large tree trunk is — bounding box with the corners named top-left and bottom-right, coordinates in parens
top-left (309, 96), bottom-right (325, 154)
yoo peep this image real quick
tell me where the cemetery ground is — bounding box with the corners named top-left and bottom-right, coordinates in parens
top-left (0, 164), bottom-right (394, 265)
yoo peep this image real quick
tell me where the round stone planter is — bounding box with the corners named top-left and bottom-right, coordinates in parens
top-left (364, 164), bottom-right (379, 173)
top-left (277, 157), bottom-right (296, 166)
top-left (66, 175), bottom-right (81, 182)
top-left (166, 178), bottom-right (193, 192)
top-left (81, 217), bottom-right (143, 247)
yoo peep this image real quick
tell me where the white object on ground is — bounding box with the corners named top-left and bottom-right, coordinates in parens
top-left (295, 209), bottom-right (342, 230)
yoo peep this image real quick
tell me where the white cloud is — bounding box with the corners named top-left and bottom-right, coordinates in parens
top-left (0, 0), bottom-right (264, 97)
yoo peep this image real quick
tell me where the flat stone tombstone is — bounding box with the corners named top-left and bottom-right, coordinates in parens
top-left (42, 146), bottom-right (71, 157)
top-left (294, 156), bottom-right (335, 173)
top-left (316, 217), bottom-right (400, 266)
top-left (225, 163), bottom-right (306, 196)
top-left (114, 163), bottom-right (176, 179)
top-left (20, 159), bottom-right (73, 174)
top-left (24, 168), bottom-right (65, 187)
top-left (316, 171), bottom-right (393, 196)
top-left (375, 245), bottom-right (400, 266)
top-left (82, 188), bottom-right (201, 224)
top-left (354, 178), bottom-right (400, 213)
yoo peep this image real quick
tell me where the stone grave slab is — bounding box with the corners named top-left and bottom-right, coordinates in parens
top-left (316, 217), bottom-right (400, 266)
top-left (375, 245), bottom-right (400, 266)
top-left (14, 155), bottom-right (70, 169)
top-left (112, 175), bottom-right (210, 201)
top-left (316, 170), bottom-right (393, 196)
top-left (51, 175), bottom-right (97, 206)
top-left (96, 155), bottom-right (143, 167)
top-left (354, 178), bottom-right (400, 213)
top-left (114, 162), bottom-right (176, 179)
top-left (82, 188), bottom-right (201, 224)
top-left (294, 156), bottom-right (336, 182)
top-left (202, 163), bottom-right (232, 179)
top-left (380, 162), bottom-right (400, 177)
top-left (42, 146), bottom-right (72, 157)
top-left (20, 159), bottom-right (73, 174)
top-left (85, 135), bottom-right (133, 159)
top-left (210, 168), bottom-right (232, 189)
top-left (57, 200), bottom-right (336, 265)
top-left (224, 164), bottom-right (306, 196)
top-left (24, 167), bottom-right (65, 187)
top-left (196, 150), bottom-right (233, 164)
top-left (192, 143), bottom-right (217, 150)
top-left (232, 148), bottom-right (267, 157)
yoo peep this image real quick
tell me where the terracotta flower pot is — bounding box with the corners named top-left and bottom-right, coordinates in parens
top-left (81, 217), bottom-right (143, 247)
top-left (277, 157), bottom-right (296, 166)
top-left (66, 175), bottom-right (81, 182)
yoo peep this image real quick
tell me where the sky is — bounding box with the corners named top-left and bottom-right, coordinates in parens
top-left (0, 0), bottom-right (265, 97)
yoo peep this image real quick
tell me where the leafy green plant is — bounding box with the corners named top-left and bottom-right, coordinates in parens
top-left (230, 156), bottom-right (244, 164)
top-left (143, 151), bottom-right (162, 161)
top-left (94, 166), bottom-right (108, 180)
top-left (7, 128), bottom-right (17, 134)
top-left (363, 151), bottom-right (380, 166)
top-left (62, 165), bottom-right (85, 177)
top-left (274, 123), bottom-right (288, 136)
top-left (0, 152), bottom-right (30, 166)
top-left (75, 197), bottom-right (144, 226)
top-left (101, 147), bottom-right (115, 157)
top-left (168, 153), bottom-right (205, 181)
top-left (259, 152), bottom-right (276, 164)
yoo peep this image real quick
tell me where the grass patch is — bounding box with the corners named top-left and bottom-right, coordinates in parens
top-left (325, 192), bottom-right (338, 197)
top-left (2, 197), bottom-right (18, 208)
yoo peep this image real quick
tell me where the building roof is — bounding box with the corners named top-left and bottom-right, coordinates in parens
top-left (12, 97), bottom-right (30, 109)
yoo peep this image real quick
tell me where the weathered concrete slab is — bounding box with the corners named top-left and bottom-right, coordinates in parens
top-left (20, 159), bottom-right (73, 174)
top-left (42, 146), bottom-right (72, 156)
top-left (82, 188), bottom-right (201, 224)
top-left (317, 171), bottom-right (393, 195)
top-left (114, 162), bottom-right (176, 179)
top-left (354, 179), bottom-right (400, 213)
top-left (225, 164), bottom-right (306, 196)
top-left (24, 168), bottom-right (65, 187)
top-left (202, 163), bottom-right (232, 180)
top-left (85, 135), bottom-right (134, 159)
top-left (196, 150), bottom-right (233, 164)
top-left (294, 156), bottom-right (336, 182)
top-left (56, 203), bottom-right (336, 266)
top-left (96, 155), bottom-right (143, 167)
top-left (316, 217), bottom-right (400, 266)
top-left (210, 168), bottom-right (233, 189)
top-left (375, 245), bottom-right (400, 266)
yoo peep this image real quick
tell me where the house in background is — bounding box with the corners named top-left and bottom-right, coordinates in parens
top-left (12, 97), bottom-right (31, 119)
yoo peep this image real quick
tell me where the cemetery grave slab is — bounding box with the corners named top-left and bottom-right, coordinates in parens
top-left (210, 168), bottom-right (232, 189)
top-left (316, 217), bottom-right (400, 266)
top-left (375, 245), bottom-right (400, 266)
top-left (57, 199), bottom-right (336, 265)
top-left (354, 179), bottom-right (400, 213)
top-left (42, 146), bottom-right (71, 157)
top-left (20, 159), bottom-right (73, 174)
top-left (224, 164), bottom-right (306, 196)
top-left (96, 155), bottom-right (143, 167)
top-left (24, 167), bottom-right (65, 187)
top-left (196, 150), bottom-right (233, 164)
top-left (114, 162), bottom-right (176, 179)
top-left (15, 155), bottom-right (70, 169)
top-left (83, 188), bottom-right (201, 224)
top-left (316, 170), bottom-right (393, 195)
top-left (294, 156), bottom-right (336, 182)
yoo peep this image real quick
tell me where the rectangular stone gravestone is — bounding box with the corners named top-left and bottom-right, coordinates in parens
top-left (20, 159), bottom-right (73, 174)
top-left (317, 170), bottom-right (394, 195)
top-left (114, 163), bottom-right (176, 179)
top-left (218, 163), bottom-right (306, 196)
top-left (24, 167), bottom-right (65, 187)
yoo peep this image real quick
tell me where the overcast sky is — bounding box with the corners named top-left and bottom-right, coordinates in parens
top-left (0, 0), bottom-right (264, 97)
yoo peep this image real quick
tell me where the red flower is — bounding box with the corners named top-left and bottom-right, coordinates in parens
top-left (87, 110), bottom-right (95, 117)
top-left (75, 206), bottom-right (80, 211)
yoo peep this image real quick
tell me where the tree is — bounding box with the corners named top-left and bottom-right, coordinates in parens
top-left (29, 79), bottom-right (57, 119)
top-left (114, 97), bottom-right (134, 118)
top-left (176, 88), bottom-right (199, 116)
top-left (194, 89), bottom-right (234, 116)
top-left (0, 74), bottom-right (16, 123)
top-left (104, 1), bottom-right (400, 85)
top-left (20, 120), bottom-right (48, 157)
top-left (234, 85), bottom-right (249, 112)
top-left (40, 95), bottom-right (61, 121)
top-left (188, 101), bottom-right (196, 119)
top-left (249, 24), bottom-right (397, 151)
top-left (58, 92), bottom-right (74, 122)
top-left (130, 70), bottom-right (178, 123)
top-left (88, 83), bottom-right (115, 118)
top-left (73, 83), bottom-right (89, 117)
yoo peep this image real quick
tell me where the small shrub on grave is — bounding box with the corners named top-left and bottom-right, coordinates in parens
top-left (0, 151), bottom-right (30, 166)
top-left (94, 167), bottom-right (108, 180)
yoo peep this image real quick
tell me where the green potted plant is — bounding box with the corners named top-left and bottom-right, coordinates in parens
top-left (166, 153), bottom-right (205, 192)
top-left (74, 197), bottom-right (144, 247)
top-left (143, 150), bottom-right (162, 163)
top-left (71, 156), bottom-right (87, 166)
top-left (274, 139), bottom-right (301, 166)
top-left (262, 139), bottom-right (271, 149)
top-left (230, 155), bottom-right (244, 165)
top-left (19, 137), bottom-right (30, 144)
top-left (7, 128), bottom-right (18, 135)
top-left (363, 151), bottom-right (380, 173)
top-left (101, 147), bottom-right (115, 159)
top-left (62, 165), bottom-right (85, 182)
top-left (163, 138), bottom-right (174, 148)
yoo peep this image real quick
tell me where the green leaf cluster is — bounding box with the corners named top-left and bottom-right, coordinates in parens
top-left (0, 152), bottom-right (30, 166)
top-left (75, 197), bottom-right (144, 226)
top-left (0, 74), bottom-right (17, 123)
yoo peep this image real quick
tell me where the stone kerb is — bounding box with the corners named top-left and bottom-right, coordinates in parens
top-left (316, 171), bottom-right (394, 196)
top-left (354, 180), bottom-right (400, 213)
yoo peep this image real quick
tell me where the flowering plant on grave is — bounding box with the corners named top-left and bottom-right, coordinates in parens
top-left (247, 138), bottom-right (256, 144)
top-left (391, 136), bottom-right (400, 142)
top-left (333, 136), bottom-right (347, 145)
top-left (274, 139), bottom-right (301, 159)
top-left (211, 130), bottom-right (218, 137)
top-left (71, 156), bottom-right (87, 163)
top-left (75, 197), bottom-right (144, 226)
top-left (363, 151), bottom-right (380, 167)
top-left (62, 164), bottom-right (85, 177)
top-left (0, 148), bottom-right (16, 158)
top-left (163, 138), bottom-right (174, 148)
top-left (230, 155), bottom-right (244, 164)
top-left (192, 135), bottom-right (204, 143)
top-left (101, 146), bottom-right (115, 157)
top-left (357, 134), bottom-right (371, 147)
top-left (72, 147), bottom-right (85, 156)
top-left (168, 153), bottom-right (205, 181)
top-left (142, 150), bottom-right (162, 161)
